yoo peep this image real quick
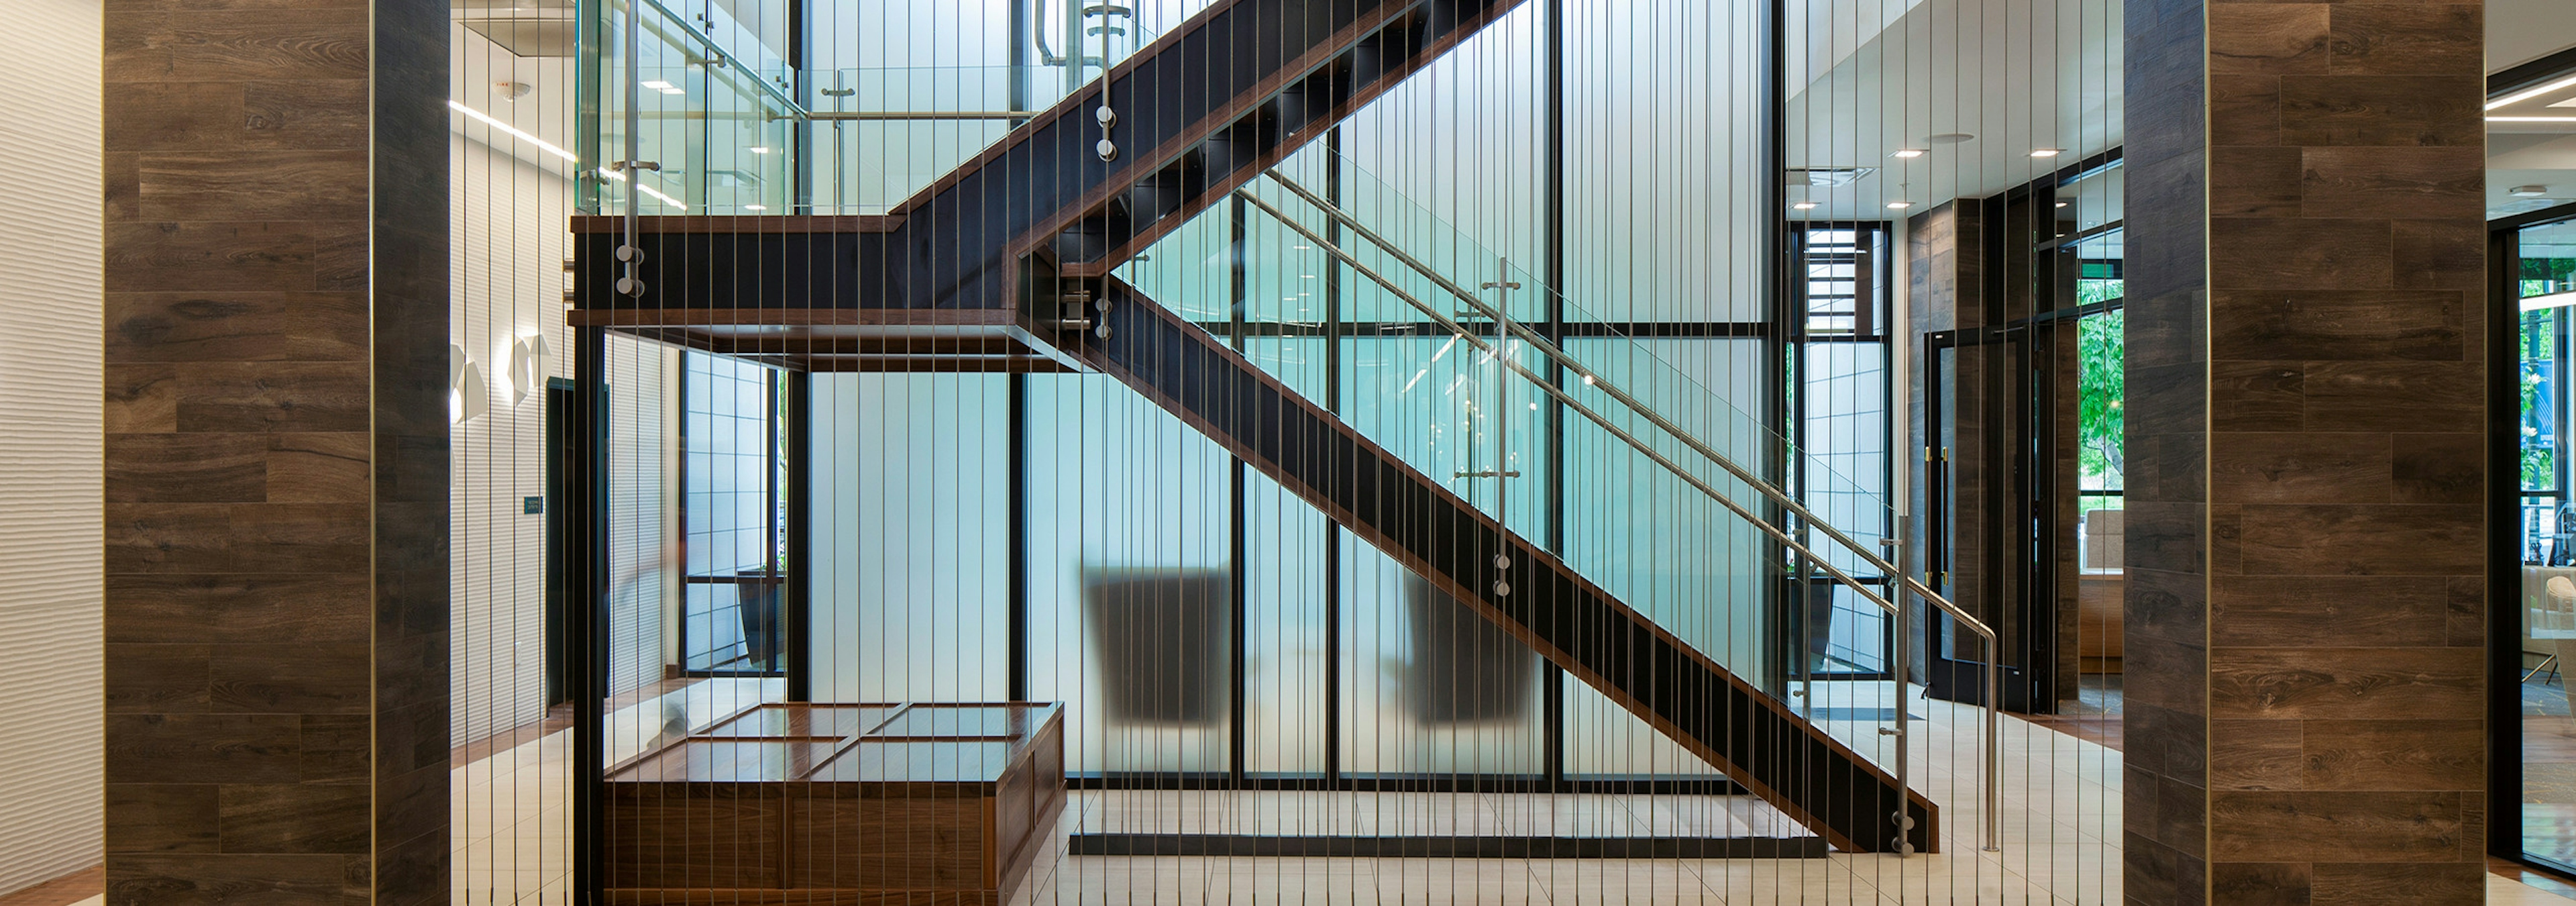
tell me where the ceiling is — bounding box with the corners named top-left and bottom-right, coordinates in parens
top-left (2488, 3), bottom-right (2576, 219)
top-left (1782, 0), bottom-right (2124, 222)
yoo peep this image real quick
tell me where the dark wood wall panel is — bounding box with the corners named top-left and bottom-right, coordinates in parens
top-left (2128, 1), bottom-right (2487, 902)
top-left (100, 0), bottom-right (447, 902)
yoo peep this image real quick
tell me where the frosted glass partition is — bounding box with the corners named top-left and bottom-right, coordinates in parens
top-left (1243, 469), bottom-right (1330, 776)
top-left (1025, 374), bottom-right (1233, 775)
top-left (1338, 533), bottom-right (1548, 776)
top-left (810, 373), bottom-right (1010, 703)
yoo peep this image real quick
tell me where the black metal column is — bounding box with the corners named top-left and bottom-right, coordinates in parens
top-left (571, 325), bottom-right (609, 906)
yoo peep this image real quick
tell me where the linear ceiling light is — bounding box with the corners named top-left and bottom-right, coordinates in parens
top-left (2490, 74), bottom-right (2576, 111)
top-left (448, 100), bottom-right (578, 163)
top-left (2489, 116), bottom-right (2576, 123)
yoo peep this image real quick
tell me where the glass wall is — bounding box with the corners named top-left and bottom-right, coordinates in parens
top-left (678, 350), bottom-right (786, 674)
top-left (2511, 215), bottom-right (2576, 874)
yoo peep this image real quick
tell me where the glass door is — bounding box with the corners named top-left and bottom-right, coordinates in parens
top-left (2504, 212), bottom-right (2576, 874)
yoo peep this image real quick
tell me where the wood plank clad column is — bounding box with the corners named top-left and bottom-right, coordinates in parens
top-left (100, 0), bottom-right (449, 901)
top-left (2125, 1), bottom-right (2487, 903)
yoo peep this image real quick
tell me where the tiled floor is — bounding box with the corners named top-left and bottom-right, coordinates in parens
top-left (447, 677), bottom-right (2576, 903)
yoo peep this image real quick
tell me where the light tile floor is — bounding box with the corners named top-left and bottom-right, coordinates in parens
top-left (449, 678), bottom-right (2576, 903)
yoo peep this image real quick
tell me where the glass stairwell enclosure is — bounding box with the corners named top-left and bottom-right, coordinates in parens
top-left (501, 0), bottom-right (2151, 899)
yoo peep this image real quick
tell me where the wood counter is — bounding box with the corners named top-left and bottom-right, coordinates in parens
top-left (606, 701), bottom-right (1067, 906)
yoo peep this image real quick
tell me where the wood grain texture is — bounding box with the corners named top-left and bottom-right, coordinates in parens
top-left (2299, 719), bottom-right (2481, 791)
top-left (104, 433), bottom-right (268, 502)
top-left (103, 222), bottom-right (317, 294)
top-left (100, 0), bottom-right (447, 893)
top-left (107, 291), bottom-right (373, 360)
top-left (215, 785), bottom-right (368, 854)
top-left (2210, 719), bottom-right (2302, 791)
top-left (2277, 74), bottom-right (2484, 148)
top-left (2204, 432), bottom-right (2392, 504)
top-left (2209, 575), bottom-right (2447, 647)
top-left (2234, 503), bottom-right (2479, 575)
top-left (2208, 4), bottom-right (2329, 74)
top-left (2298, 360), bottom-right (2481, 432)
top-left (102, 574), bottom-right (368, 644)
top-left (2210, 217), bottom-right (2394, 290)
top-left (2308, 861), bottom-right (2484, 905)
top-left (2323, 5), bottom-right (2481, 76)
top-left (105, 785), bottom-right (218, 854)
top-left (2208, 861), bottom-right (2310, 905)
top-left (136, 152), bottom-right (366, 222)
top-left (104, 10), bottom-right (368, 82)
top-left (2209, 290), bottom-right (2461, 361)
top-left (2208, 647), bottom-right (2480, 720)
top-left (2298, 146), bottom-right (2484, 220)
top-left (2207, 791), bottom-right (2464, 862)
top-left (105, 714), bottom-right (305, 785)
top-left (103, 853), bottom-right (365, 906)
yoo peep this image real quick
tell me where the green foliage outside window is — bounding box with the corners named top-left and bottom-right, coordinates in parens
top-left (2075, 281), bottom-right (2124, 507)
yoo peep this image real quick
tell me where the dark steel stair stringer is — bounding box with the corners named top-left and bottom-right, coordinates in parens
top-left (1065, 276), bottom-right (1940, 855)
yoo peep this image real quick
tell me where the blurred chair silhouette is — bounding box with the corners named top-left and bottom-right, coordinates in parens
top-left (1405, 573), bottom-right (1535, 723)
top-left (1084, 569), bottom-right (1231, 725)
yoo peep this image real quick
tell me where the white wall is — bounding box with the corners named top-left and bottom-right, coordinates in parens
top-left (0, 0), bottom-right (103, 892)
top-left (449, 19), bottom-right (676, 745)
top-left (449, 132), bottom-right (577, 741)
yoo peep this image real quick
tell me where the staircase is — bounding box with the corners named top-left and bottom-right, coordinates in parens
top-left (570, 0), bottom-right (1940, 854)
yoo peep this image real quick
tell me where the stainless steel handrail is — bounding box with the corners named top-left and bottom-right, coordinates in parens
top-left (1260, 172), bottom-right (1979, 632)
top-left (1237, 174), bottom-right (2004, 854)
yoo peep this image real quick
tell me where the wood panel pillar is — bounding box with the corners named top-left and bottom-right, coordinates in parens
top-left (2124, 1), bottom-right (2488, 902)
top-left (100, 0), bottom-right (449, 901)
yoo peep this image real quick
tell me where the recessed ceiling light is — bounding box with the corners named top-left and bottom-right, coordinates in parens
top-left (1886, 201), bottom-right (1915, 210)
top-left (641, 80), bottom-right (684, 95)
top-left (2055, 201), bottom-right (2070, 208)
top-left (744, 204), bottom-right (767, 211)
top-left (2514, 185), bottom-right (2553, 197)
top-left (1890, 148), bottom-right (1928, 159)
top-left (2491, 74), bottom-right (2576, 111)
top-left (1792, 201), bottom-right (1819, 211)
top-left (749, 146), bottom-right (771, 154)
top-left (2031, 148), bottom-right (2065, 158)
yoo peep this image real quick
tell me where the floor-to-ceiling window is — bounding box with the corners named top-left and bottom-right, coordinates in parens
top-left (1788, 224), bottom-right (1897, 681)
top-left (678, 350), bottom-right (790, 675)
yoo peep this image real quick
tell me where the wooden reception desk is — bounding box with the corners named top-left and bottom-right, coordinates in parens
top-left (605, 701), bottom-right (1067, 906)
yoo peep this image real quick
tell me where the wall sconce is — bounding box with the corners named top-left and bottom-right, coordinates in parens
top-left (451, 344), bottom-right (490, 424)
top-left (508, 334), bottom-right (550, 405)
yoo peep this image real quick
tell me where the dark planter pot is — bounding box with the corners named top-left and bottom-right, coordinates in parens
top-left (735, 568), bottom-right (785, 668)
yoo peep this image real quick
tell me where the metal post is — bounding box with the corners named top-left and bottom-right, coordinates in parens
top-left (1483, 258), bottom-right (1521, 597)
top-left (1985, 652), bottom-right (2002, 851)
top-left (1890, 518), bottom-right (1913, 857)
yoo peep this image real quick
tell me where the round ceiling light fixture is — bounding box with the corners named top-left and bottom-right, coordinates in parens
top-left (1927, 132), bottom-right (1976, 144)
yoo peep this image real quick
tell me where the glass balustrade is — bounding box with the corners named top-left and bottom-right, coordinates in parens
top-left (1116, 142), bottom-right (1944, 776)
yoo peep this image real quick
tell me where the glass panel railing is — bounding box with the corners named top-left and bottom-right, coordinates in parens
top-left (593, 0), bottom-right (800, 215)
top-left (805, 66), bottom-right (1053, 215)
top-left (1115, 148), bottom-right (1943, 776)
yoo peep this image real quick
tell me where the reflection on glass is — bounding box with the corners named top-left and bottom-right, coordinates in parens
top-left (2520, 217), bottom-right (2576, 872)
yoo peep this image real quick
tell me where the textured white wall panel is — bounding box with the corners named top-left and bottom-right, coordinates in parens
top-left (0, 0), bottom-right (104, 894)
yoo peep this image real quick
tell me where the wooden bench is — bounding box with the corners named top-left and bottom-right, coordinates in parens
top-left (605, 701), bottom-right (1067, 905)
